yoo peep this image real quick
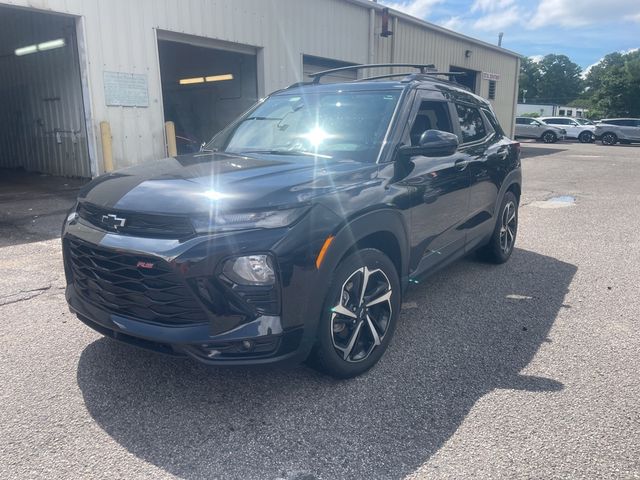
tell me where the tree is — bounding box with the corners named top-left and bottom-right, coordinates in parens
top-left (584, 50), bottom-right (640, 117)
top-left (536, 54), bottom-right (583, 105)
top-left (519, 57), bottom-right (541, 103)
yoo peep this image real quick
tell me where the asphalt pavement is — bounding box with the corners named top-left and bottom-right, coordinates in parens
top-left (1, 142), bottom-right (639, 479)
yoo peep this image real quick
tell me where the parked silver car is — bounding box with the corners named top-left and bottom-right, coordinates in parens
top-left (539, 117), bottom-right (595, 143)
top-left (514, 117), bottom-right (565, 143)
top-left (595, 119), bottom-right (640, 146)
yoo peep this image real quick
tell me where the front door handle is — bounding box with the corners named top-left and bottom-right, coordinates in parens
top-left (454, 158), bottom-right (469, 170)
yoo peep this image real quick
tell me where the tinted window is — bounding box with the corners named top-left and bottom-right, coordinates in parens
top-left (515, 117), bottom-right (530, 125)
top-left (208, 90), bottom-right (401, 162)
top-left (409, 101), bottom-right (453, 146)
top-left (455, 104), bottom-right (487, 143)
top-left (482, 109), bottom-right (504, 136)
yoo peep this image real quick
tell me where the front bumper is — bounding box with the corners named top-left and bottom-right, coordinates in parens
top-left (62, 205), bottom-right (340, 365)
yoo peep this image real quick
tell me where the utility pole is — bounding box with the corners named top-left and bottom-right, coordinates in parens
top-left (498, 32), bottom-right (503, 47)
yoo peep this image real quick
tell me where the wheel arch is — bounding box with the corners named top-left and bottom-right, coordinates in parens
top-left (320, 208), bottom-right (410, 291)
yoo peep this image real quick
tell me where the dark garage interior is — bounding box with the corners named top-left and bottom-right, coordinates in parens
top-left (0, 5), bottom-right (89, 245)
top-left (0, 5), bottom-right (90, 178)
top-left (157, 39), bottom-right (258, 154)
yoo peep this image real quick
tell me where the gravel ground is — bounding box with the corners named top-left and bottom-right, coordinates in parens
top-left (1, 142), bottom-right (639, 479)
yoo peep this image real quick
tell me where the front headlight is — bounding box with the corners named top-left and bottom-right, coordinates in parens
top-left (191, 206), bottom-right (308, 233)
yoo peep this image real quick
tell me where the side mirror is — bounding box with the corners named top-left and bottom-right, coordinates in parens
top-left (398, 130), bottom-right (459, 158)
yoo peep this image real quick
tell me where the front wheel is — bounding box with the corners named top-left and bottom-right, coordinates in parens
top-left (477, 191), bottom-right (518, 264)
top-left (308, 248), bottom-right (401, 378)
top-left (578, 131), bottom-right (593, 143)
top-left (541, 131), bottom-right (557, 143)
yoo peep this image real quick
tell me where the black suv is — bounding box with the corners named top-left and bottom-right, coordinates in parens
top-left (63, 64), bottom-right (521, 378)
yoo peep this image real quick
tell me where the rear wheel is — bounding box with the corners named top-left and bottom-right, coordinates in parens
top-left (541, 131), bottom-right (557, 143)
top-left (578, 131), bottom-right (593, 143)
top-left (601, 132), bottom-right (618, 146)
top-left (478, 191), bottom-right (518, 264)
top-left (309, 248), bottom-right (400, 378)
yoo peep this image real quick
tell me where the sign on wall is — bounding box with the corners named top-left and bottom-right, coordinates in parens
top-left (103, 71), bottom-right (149, 107)
top-left (482, 72), bottom-right (500, 81)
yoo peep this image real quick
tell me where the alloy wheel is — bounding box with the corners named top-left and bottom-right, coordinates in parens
top-left (330, 266), bottom-right (393, 363)
top-left (542, 132), bottom-right (556, 143)
top-left (602, 133), bottom-right (616, 145)
top-left (499, 201), bottom-right (517, 253)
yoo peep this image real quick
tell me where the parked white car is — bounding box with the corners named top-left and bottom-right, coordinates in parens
top-left (514, 117), bottom-right (565, 143)
top-left (539, 117), bottom-right (595, 143)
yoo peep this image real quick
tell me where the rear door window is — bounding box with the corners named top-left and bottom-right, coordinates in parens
top-left (455, 104), bottom-right (487, 143)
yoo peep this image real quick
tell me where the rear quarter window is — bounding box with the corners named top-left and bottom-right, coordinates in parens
top-left (455, 104), bottom-right (487, 143)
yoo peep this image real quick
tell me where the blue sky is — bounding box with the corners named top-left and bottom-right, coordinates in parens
top-left (382, 0), bottom-right (640, 72)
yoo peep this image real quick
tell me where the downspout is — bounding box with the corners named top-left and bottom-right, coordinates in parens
top-left (390, 16), bottom-right (398, 65)
top-left (369, 8), bottom-right (376, 65)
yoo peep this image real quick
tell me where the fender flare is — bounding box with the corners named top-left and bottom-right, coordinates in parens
top-left (493, 168), bottom-right (522, 219)
top-left (320, 208), bottom-right (411, 286)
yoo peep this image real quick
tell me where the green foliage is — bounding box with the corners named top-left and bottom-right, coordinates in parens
top-left (519, 57), bottom-right (540, 102)
top-left (519, 55), bottom-right (583, 105)
top-left (521, 112), bottom-right (540, 118)
top-left (519, 50), bottom-right (640, 118)
top-left (584, 50), bottom-right (640, 117)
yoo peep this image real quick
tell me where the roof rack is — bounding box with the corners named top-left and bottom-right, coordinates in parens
top-left (308, 63), bottom-right (436, 84)
top-left (353, 71), bottom-right (467, 82)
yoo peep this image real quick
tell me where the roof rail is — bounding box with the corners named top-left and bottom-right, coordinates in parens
top-left (308, 63), bottom-right (436, 84)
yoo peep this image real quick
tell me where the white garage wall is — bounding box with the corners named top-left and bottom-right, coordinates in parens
top-left (0, 0), bottom-right (520, 174)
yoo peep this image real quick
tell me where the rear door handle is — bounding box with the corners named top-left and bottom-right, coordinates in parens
top-left (454, 158), bottom-right (469, 170)
top-left (497, 147), bottom-right (509, 160)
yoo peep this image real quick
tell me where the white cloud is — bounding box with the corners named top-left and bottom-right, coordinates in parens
top-left (471, 0), bottom-right (515, 13)
top-left (530, 55), bottom-right (544, 63)
top-left (529, 0), bottom-right (640, 28)
top-left (382, 0), bottom-right (442, 19)
top-left (439, 15), bottom-right (464, 32)
top-left (472, 6), bottom-right (521, 31)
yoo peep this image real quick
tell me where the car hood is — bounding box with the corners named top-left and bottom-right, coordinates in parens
top-left (78, 152), bottom-right (378, 215)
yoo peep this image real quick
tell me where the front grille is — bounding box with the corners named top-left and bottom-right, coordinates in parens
top-left (66, 238), bottom-right (206, 325)
top-left (77, 202), bottom-right (195, 239)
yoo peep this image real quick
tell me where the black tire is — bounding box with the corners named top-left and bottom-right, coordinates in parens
top-left (601, 132), bottom-right (617, 146)
top-left (308, 248), bottom-right (401, 379)
top-left (477, 191), bottom-right (518, 264)
top-left (541, 131), bottom-right (557, 143)
top-left (578, 131), bottom-right (593, 143)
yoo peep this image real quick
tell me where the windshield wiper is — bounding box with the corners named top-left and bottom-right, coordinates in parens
top-left (239, 149), bottom-right (332, 159)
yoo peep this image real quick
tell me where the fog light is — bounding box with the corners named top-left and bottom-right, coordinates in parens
top-left (223, 255), bottom-right (275, 286)
top-left (241, 340), bottom-right (254, 351)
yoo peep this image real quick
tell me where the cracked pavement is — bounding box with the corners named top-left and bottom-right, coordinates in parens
top-left (1, 142), bottom-right (639, 479)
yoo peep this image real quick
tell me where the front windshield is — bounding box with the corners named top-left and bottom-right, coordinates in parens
top-left (206, 90), bottom-right (402, 162)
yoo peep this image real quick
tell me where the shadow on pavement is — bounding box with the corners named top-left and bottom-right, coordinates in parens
top-left (0, 168), bottom-right (87, 247)
top-left (520, 145), bottom-right (568, 159)
top-left (77, 248), bottom-right (576, 480)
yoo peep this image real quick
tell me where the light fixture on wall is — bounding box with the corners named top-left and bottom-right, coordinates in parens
top-left (179, 77), bottom-right (205, 85)
top-left (205, 74), bottom-right (234, 82)
top-left (465, 49), bottom-right (472, 58)
top-left (179, 74), bottom-right (234, 85)
top-left (15, 38), bottom-right (66, 56)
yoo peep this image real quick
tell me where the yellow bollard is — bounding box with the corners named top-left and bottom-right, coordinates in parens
top-left (165, 121), bottom-right (177, 157)
top-left (100, 121), bottom-right (114, 172)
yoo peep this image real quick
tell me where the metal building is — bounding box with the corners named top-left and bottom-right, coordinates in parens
top-left (0, 0), bottom-right (520, 179)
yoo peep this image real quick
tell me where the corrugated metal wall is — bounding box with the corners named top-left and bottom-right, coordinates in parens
top-left (0, 6), bottom-right (90, 177)
top-left (0, 0), bottom-right (519, 174)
